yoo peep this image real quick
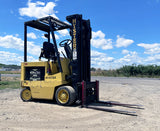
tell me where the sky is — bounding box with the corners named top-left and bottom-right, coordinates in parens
top-left (0, 0), bottom-right (160, 69)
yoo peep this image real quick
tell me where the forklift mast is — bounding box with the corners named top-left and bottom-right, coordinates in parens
top-left (67, 14), bottom-right (92, 84)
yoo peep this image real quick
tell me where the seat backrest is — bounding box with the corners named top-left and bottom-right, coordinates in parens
top-left (43, 42), bottom-right (55, 59)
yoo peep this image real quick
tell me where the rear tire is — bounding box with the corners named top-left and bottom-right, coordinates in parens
top-left (55, 86), bottom-right (76, 106)
top-left (20, 88), bottom-right (32, 102)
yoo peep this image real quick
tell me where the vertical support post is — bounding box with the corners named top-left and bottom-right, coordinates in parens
top-left (24, 24), bottom-right (27, 62)
top-left (48, 17), bottom-right (62, 72)
top-left (96, 80), bottom-right (99, 102)
top-left (48, 31), bottom-right (50, 43)
top-left (81, 81), bottom-right (86, 107)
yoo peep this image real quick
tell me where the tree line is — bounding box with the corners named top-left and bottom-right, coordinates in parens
top-left (91, 64), bottom-right (160, 77)
top-left (0, 63), bottom-right (20, 69)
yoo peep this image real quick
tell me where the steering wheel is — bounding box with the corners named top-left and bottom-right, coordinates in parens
top-left (59, 39), bottom-right (72, 47)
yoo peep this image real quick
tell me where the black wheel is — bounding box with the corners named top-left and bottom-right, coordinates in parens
top-left (55, 86), bottom-right (76, 106)
top-left (20, 88), bottom-right (32, 102)
top-left (59, 39), bottom-right (72, 47)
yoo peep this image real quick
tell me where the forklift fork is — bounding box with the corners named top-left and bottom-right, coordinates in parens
top-left (81, 81), bottom-right (144, 116)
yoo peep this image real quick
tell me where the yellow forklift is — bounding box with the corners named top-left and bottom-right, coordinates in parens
top-left (20, 14), bottom-right (95, 106)
top-left (20, 14), bottom-right (142, 115)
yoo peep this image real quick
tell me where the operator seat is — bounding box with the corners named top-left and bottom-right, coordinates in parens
top-left (39, 42), bottom-right (56, 61)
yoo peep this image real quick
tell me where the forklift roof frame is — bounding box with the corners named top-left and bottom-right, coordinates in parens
top-left (25, 16), bottom-right (71, 32)
top-left (24, 16), bottom-right (71, 72)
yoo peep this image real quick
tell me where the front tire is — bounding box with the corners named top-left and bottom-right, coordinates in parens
top-left (55, 86), bottom-right (76, 106)
top-left (20, 88), bottom-right (32, 102)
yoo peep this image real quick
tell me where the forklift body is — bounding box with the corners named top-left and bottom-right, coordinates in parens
top-left (20, 14), bottom-right (98, 105)
top-left (21, 60), bottom-right (70, 100)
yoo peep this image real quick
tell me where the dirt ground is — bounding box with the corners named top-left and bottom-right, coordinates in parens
top-left (0, 76), bottom-right (160, 131)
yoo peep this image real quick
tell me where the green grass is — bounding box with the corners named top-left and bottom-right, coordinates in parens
top-left (0, 71), bottom-right (20, 74)
top-left (0, 81), bottom-right (20, 90)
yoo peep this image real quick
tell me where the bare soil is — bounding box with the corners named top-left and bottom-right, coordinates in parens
top-left (0, 76), bottom-right (160, 131)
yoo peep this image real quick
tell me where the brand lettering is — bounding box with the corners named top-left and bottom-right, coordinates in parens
top-left (46, 76), bottom-right (56, 79)
top-left (72, 19), bottom-right (76, 50)
top-left (72, 19), bottom-right (77, 60)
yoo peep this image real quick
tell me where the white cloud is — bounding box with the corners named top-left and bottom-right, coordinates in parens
top-left (0, 35), bottom-right (23, 50)
top-left (58, 47), bottom-right (66, 57)
top-left (144, 54), bottom-right (160, 64)
top-left (92, 30), bottom-right (105, 39)
top-left (122, 49), bottom-right (129, 54)
top-left (41, 29), bottom-right (69, 40)
top-left (91, 30), bottom-right (113, 50)
top-left (55, 34), bottom-right (60, 39)
top-left (91, 50), bottom-right (114, 69)
top-left (36, 1), bottom-right (45, 6)
top-left (48, 29), bottom-right (70, 41)
top-left (99, 49), bottom-right (160, 69)
top-left (91, 50), bottom-right (106, 57)
top-left (0, 51), bottom-right (37, 65)
top-left (90, 50), bottom-right (148, 69)
top-left (15, 34), bottom-right (19, 37)
top-left (116, 35), bottom-right (134, 48)
top-left (19, 0), bottom-right (58, 19)
top-left (27, 32), bottom-right (37, 39)
top-left (0, 51), bottom-right (22, 65)
top-left (0, 35), bottom-right (40, 56)
top-left (137, 43), bottom-right (160, 49)
top-left (137, 43), bottom-right (160, 54)
top-left (57, 29), bottom-right (69, 37)
top-left (115, 51), bottom-right (142, 66)
top-left (27, 41), bottom-right (41, 56)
